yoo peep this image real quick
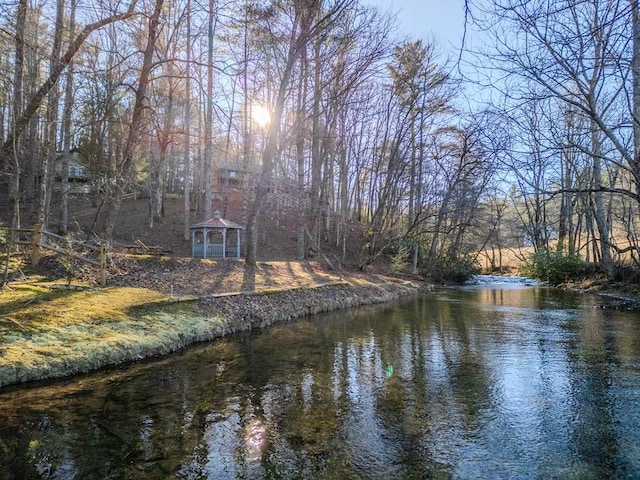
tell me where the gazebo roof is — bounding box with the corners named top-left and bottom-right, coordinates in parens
top-left (190, 210), bottom-right (243, 230)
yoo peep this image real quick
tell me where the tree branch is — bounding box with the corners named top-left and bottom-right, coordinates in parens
top-left (1, 0), bottom-right (140, 161)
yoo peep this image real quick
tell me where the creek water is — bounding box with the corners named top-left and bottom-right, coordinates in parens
top-left (1, 278), bottom-right (640, 479)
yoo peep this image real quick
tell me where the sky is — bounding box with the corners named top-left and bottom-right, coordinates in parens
top-left (361, 0), bottom-right (486, 108)
top-left (361, 0), bottom-right (469, 55)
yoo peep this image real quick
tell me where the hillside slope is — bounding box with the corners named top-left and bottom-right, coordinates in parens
top-left (59, 195), bottom-right (366, 267)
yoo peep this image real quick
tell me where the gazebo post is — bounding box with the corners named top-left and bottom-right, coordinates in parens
top-left (222, 228), bottom-right (227, 259)
top-left (236, 229), bottom-right (240, 258)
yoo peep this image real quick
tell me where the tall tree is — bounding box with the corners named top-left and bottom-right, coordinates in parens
top-left (1, 0), bottom-right (140, 229)
top-left (632, 0), bottom-right (640, 207)
top-left (203, 0), bottom-right (217, 220)
top-left (100, 0), bottom-right (164, 237)
top-left (183, 0), bottom-right (192, 241)
top-left (38, 0), bottom-right (66, 229)
top-left (5, 0), bottom-right (27, 229)
top-left (244, 0), bottom-right (353, 265)
top-left (388, 39), bottom-right (453, 270)
top-left (59, 0), bottom-right (77, 233)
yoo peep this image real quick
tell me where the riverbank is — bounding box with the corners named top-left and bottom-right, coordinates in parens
top-left (0, 256), bottom-right (423, 389)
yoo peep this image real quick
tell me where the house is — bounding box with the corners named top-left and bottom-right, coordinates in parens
top-left (54, 149), bottom-right (90, 194)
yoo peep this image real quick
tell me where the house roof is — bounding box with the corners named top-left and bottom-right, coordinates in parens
top-left (190, 210), bottom-right (243, 230)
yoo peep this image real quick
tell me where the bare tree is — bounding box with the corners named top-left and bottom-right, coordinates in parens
top-left (473, 0), bottom-right (633, 277)
top-left (244, 0), bottom-right (354, 265)
top-left (38, 0), bottom-right (65, 229)
top-left (183, 0), bottom-right (192, 241)
top-left (59, 0), bottom-right (78, 233)
top-left (99, 0), bottom-right (164, 238)
top-left (4, 0), bottom-right (27, 229)
top-left (1, 0), bottom-right (140, 229)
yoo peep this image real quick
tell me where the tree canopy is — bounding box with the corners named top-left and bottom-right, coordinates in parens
top-left (1, 0), bottom-right (640, 279)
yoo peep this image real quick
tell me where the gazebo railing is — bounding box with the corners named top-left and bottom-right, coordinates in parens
top-left (193, 243), bottom-right (240, 259)
top-left (225, 246), bottom-right (239, 257)
top-left (207, 244), bottom-right (224, 257)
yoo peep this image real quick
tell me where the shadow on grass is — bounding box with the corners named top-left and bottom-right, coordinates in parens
top-left (261, 263), bottom-right (278, 288)
top-left (242, 264), bottom-right (256, 293)
top-left (0, 286), bottom-right (71, 318)
top-left (191, 258), bottom-right (227, 293)
top-left (283, 262), bottom-right (310, 288)
top-left (301, 262), bottom-right (324, 282)
top-left (301, 260), bottom-right (339, 283)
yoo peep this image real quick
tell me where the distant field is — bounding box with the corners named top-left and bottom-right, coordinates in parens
top-left (477, 246), bottom-right (529, 275)
top-left (478, 236), bottom-right (640, 275)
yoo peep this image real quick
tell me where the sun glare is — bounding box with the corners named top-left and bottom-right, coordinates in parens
top-left (252, 105), bottom-right (271, 127)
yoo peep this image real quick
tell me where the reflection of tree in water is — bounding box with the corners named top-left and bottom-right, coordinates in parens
top-left (422, 294), bottom-right (492, 425)
top-left (236, 321), bottom-right (350, 477)
top-left (373, 299), bottom-right (436, 473)
top-left (0, 339), bottom-right (255, 478)
top-left (368, 294), bottom-right (492, 475)
top-left (567, 310), bottom-right (619, 477)
top-left (2, 290), bottom-right (640, 478)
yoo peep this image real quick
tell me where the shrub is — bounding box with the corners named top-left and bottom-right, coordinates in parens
top-left (390, 242), bottom-right (411, 273)
top-left (57, 235), bottom-right (76, 286)
top-left (612, 265), bottom-right (640, 284)
top-left (521, 250), bottom-right (586, 285)
top-left (426, 253), bottom-right (481, 284)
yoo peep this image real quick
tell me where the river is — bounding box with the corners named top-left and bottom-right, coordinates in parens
top-left (1, 278), bottom-right (639, 479)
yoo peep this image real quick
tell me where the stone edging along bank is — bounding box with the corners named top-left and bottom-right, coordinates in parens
top-left (0, 280), bottom-right (421, 389)
top-left (198, 280), bottom-right (421, 333)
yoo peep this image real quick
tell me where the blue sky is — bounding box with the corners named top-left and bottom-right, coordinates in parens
top-left (361, 0), bottom-right (490, 108)
top-left (361, 0), bottom-right (469, 54)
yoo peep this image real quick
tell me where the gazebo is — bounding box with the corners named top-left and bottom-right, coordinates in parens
top-left (190, 210), bottom-right (243, 259)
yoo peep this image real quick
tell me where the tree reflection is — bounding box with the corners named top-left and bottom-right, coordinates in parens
top-left (1, 289), bottom-right (640, 478)
top-left (567, 308), bottom-right (619, 476)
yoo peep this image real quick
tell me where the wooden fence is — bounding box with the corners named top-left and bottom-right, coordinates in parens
top-left (10, 224), bottom-right (107, 286)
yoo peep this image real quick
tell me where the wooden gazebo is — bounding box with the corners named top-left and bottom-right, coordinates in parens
top-left (190, 210), bottom-right (243, 259)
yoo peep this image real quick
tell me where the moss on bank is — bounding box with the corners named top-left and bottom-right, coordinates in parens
top-left (0, 279), bottom-right (419, 388)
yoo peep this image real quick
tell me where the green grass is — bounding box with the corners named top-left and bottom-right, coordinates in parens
top-left (0, 259), bottom-right (412, 388)
top-left (0, 282), bottom-right (225, 387)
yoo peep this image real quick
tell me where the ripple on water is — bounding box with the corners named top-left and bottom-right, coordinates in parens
top-left (1, 287), bottom-right (639, 478)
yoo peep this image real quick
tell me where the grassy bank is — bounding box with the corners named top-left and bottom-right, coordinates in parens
top-left (0, 260), bottom-right (420, 388)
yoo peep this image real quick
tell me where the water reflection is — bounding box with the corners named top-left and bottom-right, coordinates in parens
top-left (1, 285), bottom-right (639, 479)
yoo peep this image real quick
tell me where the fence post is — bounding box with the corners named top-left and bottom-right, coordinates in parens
top-left (99, 245), bottom-right (107, 287)
top-left (31, 224), bottom-right (42, 266)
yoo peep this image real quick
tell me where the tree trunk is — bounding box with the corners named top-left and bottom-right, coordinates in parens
top-left (60, 0), bottom-right (77, 234)
top-left (246, 10), bottom-right (304, 266)
top-left (203, 0), bottom-right (216, 220)
top-left (633, 0), bottom-right (640, 211)
top-left (5, 0), bottom-right (27, 229)
top-left (183, 0), bottom-right (192, 241)
top-left (101, 0), bottom-right (163, 238)
top-left (591, 121), bottom-right (614, 279)
top-left (39, 0), bottom-right (65, 229)
top-left (296, 109), bottom-right (307, 260)
top-left (310, 36), bottom-right (322, 250)
top-left (295, 40), bottom-right (309, 261)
